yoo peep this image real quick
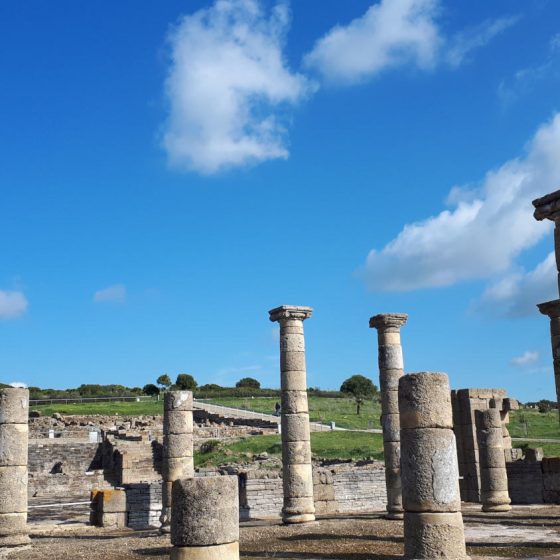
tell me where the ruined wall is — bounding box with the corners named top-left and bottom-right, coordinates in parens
top-left (506, 455), bottom-right (560, 504)
top-left (451, 388), bottom-right (516, 502)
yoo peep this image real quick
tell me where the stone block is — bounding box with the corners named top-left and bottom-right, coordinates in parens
top-left (383, 441), bottom-right (400, 466)
top-left (164, 391), bottom-right (193, 412)
top-left (282, 463), bottom-right (313, 498)
top-left (480, 468), bottom-right (509, 491)
top-left (381, 390), bottom-right (399, 415)
top-left (380, 369), bottom-right (402, 392)
top-left (403, 511), bottom-right (467, 559)
top-left (0, 389), bottom-right (28, 425)
top-left (0, 466), bottom-right (27, 514)
top-left (381, 413), bottom-right (400, 443)
top-left (164, 457), bottom-right (195, 481)
top-left (281, 414), bottom-right (310, 442)
top-left (282, 391), bottom-right (308, 414)
top-left (400, 428), bottom-right (461, 513)
top-left (170, 542), bottom-right (239, 560)
top-left (0, 512), bottom-right (27, 537)
top-left (378, 345), bottom-right (404, 370)
top-left (280, 333), bottom-right (304, 353)
top-left (0, 424), bottom-right (28, 467)
top-left (171, 476), bottom-right (239, 547)
top-left (399, 373), bottom-right (453, 429)
top-left (100, 489), bottom-right (126, 513)
top-left (280, 371), bottom-right (307, 392)
top-left (165, 434), bottom-right (194, 458)
top-left (101, 512), bottom-right (127, 528)
top-left (281, 351), bottom-right (306, 372)
top-left (475, 409), bottom-right (502, 429)
top-left (313, 483), bottom-right (335, 502)
top-left (164, 411), bottom-right (193, 435)
top-left (282, 441), bottom-right (312, 465)
top-left (477, 428), bottom-right (504, 449)
top-left (479, 447), bottom-right (506, 469)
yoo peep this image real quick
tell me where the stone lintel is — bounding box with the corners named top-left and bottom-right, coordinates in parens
top-left (533, 189), bottom-right (560, 221)
top-left (369, 313), bottom-right (408, 330)
top-left (538, 299), bottom-right (560, 317)
top-left (269, 305), bottom-right (313, 323)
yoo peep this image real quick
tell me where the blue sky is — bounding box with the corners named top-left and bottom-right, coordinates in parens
top-left (1, 0), bottom-right (560, 401)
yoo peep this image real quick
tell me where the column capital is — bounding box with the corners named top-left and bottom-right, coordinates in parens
top-left (369, 313), bottom-right (408, 330)
top-left (269, 305), bottom-right (313, 323)
top-left (533, 189), bottom-right (560, 221)
top-left (538, 299), bottom-right (560, 317)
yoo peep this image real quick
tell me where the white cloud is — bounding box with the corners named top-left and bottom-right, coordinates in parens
top-left (93, 284), bottom-right (126, 304)
top-left (446, 16), bottom-right (519, 68)
top-left (511, 351), bottom-right (539, 367)
top-left (162, 0), bottom-right (312, 174)
top-left (0, 290), bottom-right (28, 320)
top-left (304, 0), bottom-right (441, 85)
top-left (9, 382), bottom-right (28, 388)
top-left (476, 252), bottom-right (557, 317)
top-left (360, 113), bottom-right (560, 292)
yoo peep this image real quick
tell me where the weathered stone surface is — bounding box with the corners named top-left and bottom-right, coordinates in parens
top-left (404, 512), bottom-right (468, 559)
top-left (480, 468), bottom-right (509, 491)
top-left (399, 373), bottom-right (453, 429)
top-left (0, 388), bottom-right (28, 424)
top-left (0, 424), bottom-right (28, 467)
top-left (171, 476), bottom-right (239, 547)
top-left (282, 441), bottom-right (312, 465)
top-left (381, 390), bottom-right (399, 415)
top-left (479, 447), bottom-right (506, 469)
top-left (380, 369), bottom-right (402, 392)
top-left (475, 408), bottom-right (502, 429)
top-left (381, 413), bottom-right (400, 443)
top-left (282, 463), bottom-right (313, 498)
top-left (0, 513), bottom-right (27, 536)
top-left (280, 334), bottom-right (304, 353)
top-left (383, 441), bottom-right (400, 466)
top-left (378, 345), bottom-right (404, 370)
top-left (100, 489), bottom-right (126, 513)
top-left (282, 496), bottom-right (315, 515)
top-left (164, 411), bottom-right (193, 435)
top-left (170, 542), bottom-right (239, 560)
top-left (164, 391), bottom-right (193, 412)
top-left (282, 391), bottom-right (308, 414)
top-left (0, 533), bottom-right (31, 547)
top-left (164, 457), bottom-right (195, 481)
top-left (477, 428), bottom-right (504, 449)
top-left (369, 313), bottom-right (408, 332)
top-left (165, 434), bottom-right (194, 458)
top-left (281, 414), bottom-right (310, 442)
top-left (401, 428), bottom-right (461, 513)
top-left (269, 305), bottom-right (313, 324)
top-left (280, 371), bottom-right (307, 392)
top-left (281, 351), bottom-right (306, 372)
top-left (0, 466), bottom-right (27, 514)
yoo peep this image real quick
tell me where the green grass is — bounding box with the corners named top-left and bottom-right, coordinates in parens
top-left (509, 409), bottom-right (560, 439)
top-left (29, 400), bottom-right (163, 416)
top-left (194, 431), bottom-right (384, 467)
top-left (207, 396), bottom-right (381, 430)
top-left (513, 440), bottom-right (560, 457)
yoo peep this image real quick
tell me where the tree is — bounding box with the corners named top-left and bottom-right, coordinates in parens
top-left (156, 374), bottom-right (172, 390)
top-left (143, 383), bottom-right (160, 397)
top-left (235, 377), bottom-right (261, 389)
top-left (176, 374), bottom-right (197, 391)
top-left (340, 374), bottom-right (378, 415)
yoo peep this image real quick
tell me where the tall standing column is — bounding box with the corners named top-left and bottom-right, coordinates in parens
top-left (160, 391), bottom-right (194, 533)
top-left (399, 373), bottom-right (468, 560)
top-left (538, 300), bottom-right (560, 415)
top-left (475, 409), bottom-right (511, 512)
top-left (269, 305), bottom-right (315, 524)
top-left (369, 313), bottom-right (407, 520)
top-left (0, 388), bottom-right (30, 547)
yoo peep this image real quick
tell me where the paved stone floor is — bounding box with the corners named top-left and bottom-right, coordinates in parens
top-left (3, 504), bottom-right (560, 559)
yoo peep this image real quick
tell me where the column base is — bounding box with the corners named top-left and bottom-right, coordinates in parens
top-left (482, 504), bottom-right (512, 513)
top-left (0, 534), bottom-right (31, 547)
top-left (159, 507), bottom-right (171, 533)
top-left (385, 511), bottom-right (404, 520)
top-left (170, 542), bottom-right (239, 560)
top-left (282, 513), bottom-right (315, 524)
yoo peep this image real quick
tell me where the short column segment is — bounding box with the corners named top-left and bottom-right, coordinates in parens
top-left (160, 391), bottom-right (194, 533)
top-left (369, 312), bottom-right (407, 520)
top-left (399, 373), bottom-right (468, 560)
top-left (171, 476), bottom-right (239, 560)
top-left (269, 305), bottom-right (315, 524)
top-left (475, 409), bottom-right (511, 512)
top-left (0, 387), bottom-right (30, 548)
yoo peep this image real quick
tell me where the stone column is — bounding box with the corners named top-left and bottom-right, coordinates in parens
top-left (538, 300), bottom-right (560, 414)
top-left (0, 387), bottom-right (30, 547)
top-left (369, 313), bottom-right (407, 520)
top-left (160, 391), bottom-right (194, 533)
top-left (399, 373), bottom-right (468, 560)
top-left (171, 476), bottom-right (239, 560)
top-left (269, 305), bottom-right (315, 524)
top-left (475, 409), bottom-right (511, 512)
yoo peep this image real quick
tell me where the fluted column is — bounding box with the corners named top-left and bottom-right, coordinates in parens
top-left (399, 373), bottom-right (468, 560)
top-left (160, 391), bottom-right (194, 533)
top-left (269, 305), bottom-right (314, 524)
top-left (369, 313), bottom-right (407, 520)
top-left (475, 409), bottom-right (511, 512)
top-left (0, 388), bottom-right (30, 548)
